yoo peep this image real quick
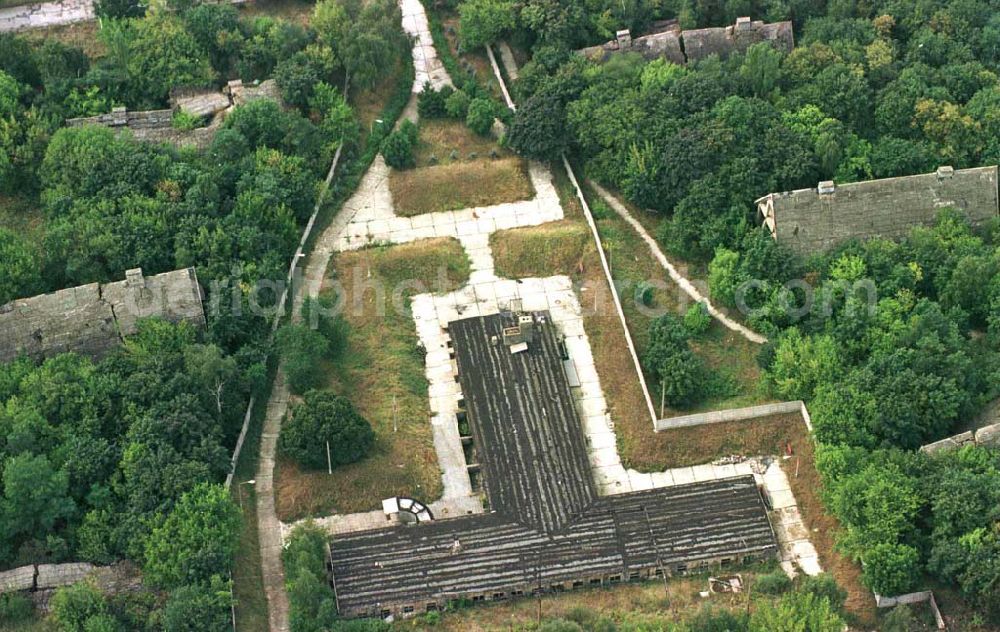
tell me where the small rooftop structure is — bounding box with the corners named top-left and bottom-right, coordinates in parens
top-left (328, 312), bottom-right (777, 618)
top-left (756, 166), bottom-right (1000, 254)
top-left (0, 267), bottom-right (205, 364)
top-left (578, 17), bottom-right (793, 65)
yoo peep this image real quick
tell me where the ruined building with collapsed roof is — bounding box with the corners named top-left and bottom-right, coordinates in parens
top-left (65, 79), bottom-right (283, 149)
top-left (0, 267), bottom-right (206, 364)
top-left (756, 165), bottom-right (1000, 255)
top-left (577, 17), bottom-right (794, 65)
top-left (326, 311), bottom-right (777, 618)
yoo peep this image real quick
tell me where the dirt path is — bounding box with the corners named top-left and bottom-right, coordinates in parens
top-left (588, 181), bottom-right (768, 345)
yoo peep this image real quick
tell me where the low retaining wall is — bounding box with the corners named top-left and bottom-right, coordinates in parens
top-left (920, 422), bottom-right (1000, 454)
top-left (654, 401), bottom-right (809, 432)
top-left (874, 590), bottom-right (945, 629)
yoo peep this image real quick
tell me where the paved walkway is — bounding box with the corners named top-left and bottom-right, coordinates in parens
top-left (255, 2), bottom-right (449, 629)
top-left (401, 0), bottom-right (452, 92)
top-left (589, 180), bottom-right (768, 345)
top-left (0, 0), bottom-right (92, 32)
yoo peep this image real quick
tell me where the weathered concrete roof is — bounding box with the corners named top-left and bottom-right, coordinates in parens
top-left (35, 563), bottom-right (94, 590)
top-left (0, 267), bottom-right (206, 364)
top-left (226, 79), bottom-right (283, 107)
top-left (683, 18), bottom-right (793, 62)
top-left (65, 80), bottom-right (283, 150)
top-left (66, 107), bottom-right (217, 149)
top-left (328, 312), bottom-right (777, 618)
top-left (757, 166), bottom-right (1000, 254)
top-left (171, 88), bottom-right (232, 119)
top-left (578, 17), bottom-right (793, 64)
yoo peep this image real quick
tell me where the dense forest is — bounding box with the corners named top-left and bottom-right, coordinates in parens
top-left (456, 0), bottom-right (1000, 623)
top-left (0, 0), bottom-right (408, 628)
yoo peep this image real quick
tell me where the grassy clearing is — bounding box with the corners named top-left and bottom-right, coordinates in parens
top-left (0, 195), bottom-right (45, 243)
top-left (274, 238), bottom-right (470, 520)
top-left (23, 21), bottom-right (105, 59)
top-left (390, 157), bottom-right (533, 216)
top-left (353, 58), bottom-right (407, 148)
top-left (413, 119), bottom-right (512, 168)
top-left (239, 0), bottom-right (314, 25)
top-left (393, 566), bottom-right (783, 631)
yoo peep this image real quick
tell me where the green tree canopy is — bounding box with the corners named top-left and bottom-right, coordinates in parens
top-left (280, 390), bottom-right (374, 470)
top-left (143, 483), bottom-right (241, 589)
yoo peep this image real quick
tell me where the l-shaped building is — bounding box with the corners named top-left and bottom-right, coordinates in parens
top-left (326, 311), bottom-right (777, 618)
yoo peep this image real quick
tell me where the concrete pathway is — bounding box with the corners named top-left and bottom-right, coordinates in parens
top-left (0, 0), bottom-right (93, 32)
top-left (401, 0), bottom-right (452, 92)
top-left (255, 370), bottom-right (291, 632)
top-left (254, 2), bottom-right (449, 630)
top-left (589, 180), bottom-right (768, 345)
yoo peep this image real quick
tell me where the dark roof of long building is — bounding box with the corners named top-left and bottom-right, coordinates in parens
top-left (330, 477), bottom-right (776, 617)
top-left (448, 312), bottom-right (595, 532)
top-left (757, 165), bottom-right (1000, 254)
top-left (328, 312), bottom-right (777, 617)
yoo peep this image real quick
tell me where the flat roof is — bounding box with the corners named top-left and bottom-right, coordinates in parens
top-left (757, 165), bottom-right (999, 254)
top-left (448, 311), bottom-right (595, 532)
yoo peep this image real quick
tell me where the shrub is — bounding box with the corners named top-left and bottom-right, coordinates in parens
top-left (280, 390), bottom-right (375, 470)
top-left (162, 576), bottom-right (233, 632)
top-left (276, 324), bottom-right (331, 395)
top-left (688, 605), bottom-right (749, 632)
top-left (466, 97), bottom-right (496, 136)
top-left (862, 542), bottom-right (921, 596)
top-left (634, 280), bottom-right (654, 307)
top-left (171, 110), bottom-right (200, 131)
top-left (754, 570), bottom-right (793, 595)
top-left (380, 119), bottom-right (419, 169)
top-left (50, 581), bottom-right (107, 632)
top-left (644, 314), bottom-right (709, 408)
top-left (0, 593), bottom-right (33, 623)
top-left (445, 89), bottom-right (472, 119)
top-left (684, 301), bottom-right (712, 336)
top-left (417, 83), bottom-right (452, 119)
top-left (796, 574), bottom-right (847, 612)
top-left (301, 295), bottom-right (344, 345)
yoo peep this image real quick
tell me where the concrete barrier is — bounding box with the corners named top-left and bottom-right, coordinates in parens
top-left (654, 401), bottom-right (807, 432)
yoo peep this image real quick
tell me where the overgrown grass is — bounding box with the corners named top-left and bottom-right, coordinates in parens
top-left (22, 21), bottom-right (105, 59)
top-left (412, 119), bottom-right (512, 168)
top-left (0, 195), bottom-right (45, 244)
top-left (238, 0), bottom-right (314, 25)
top-left (395, 565), bottom-right (784, 631)
top-left (273, 238), bottom-right (470, 519)
top-left (390, 157), bottom-right (534, 216)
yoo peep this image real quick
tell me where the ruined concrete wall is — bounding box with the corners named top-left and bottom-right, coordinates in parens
top-left (0, 268), bottom-right (205, 364)
top-left (577, 18), bottom-right (792, 65)
top-left (920, 423), bottom-right (1000, 455)
top-left (759, 166), bottom-right (999, 255)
